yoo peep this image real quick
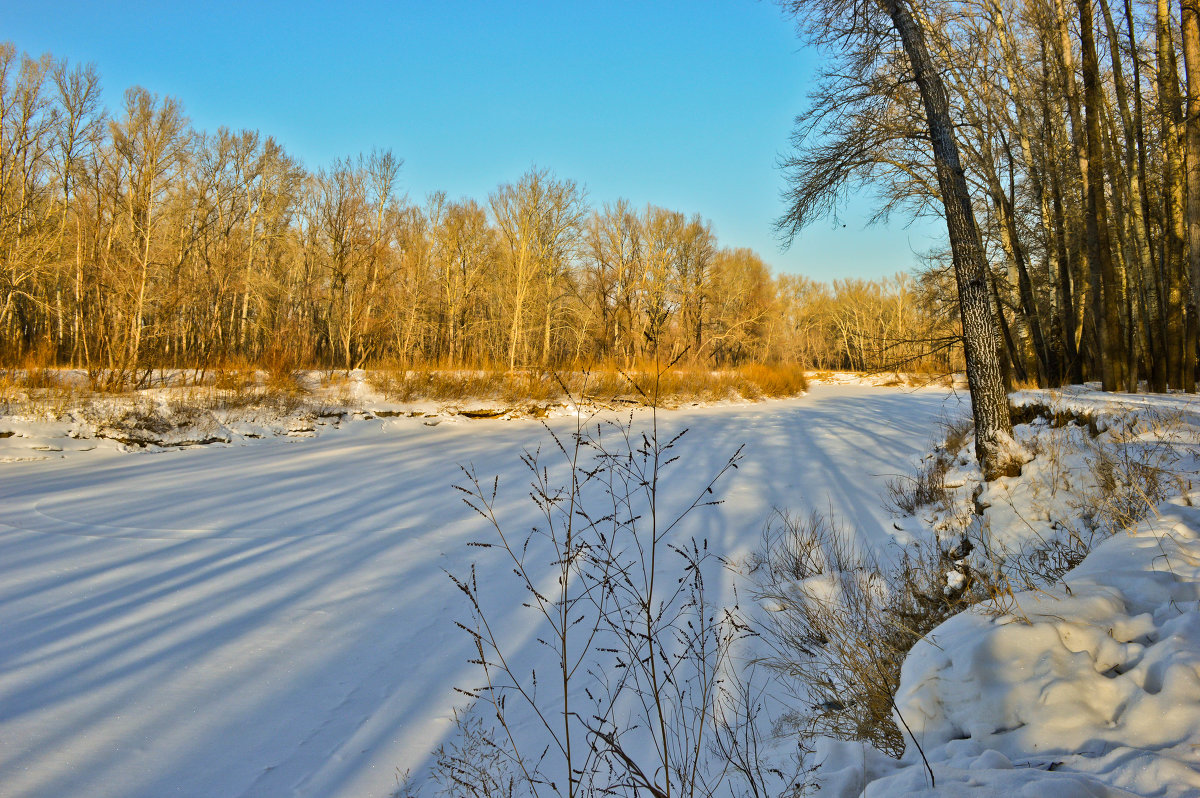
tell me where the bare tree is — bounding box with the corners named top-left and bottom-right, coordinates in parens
top-left (778, 0), bottom-right (1018, 478)
top-left (490, 167), bottom-right (585, 370)
top-left (1183, 0), bottom-right (1200, 370)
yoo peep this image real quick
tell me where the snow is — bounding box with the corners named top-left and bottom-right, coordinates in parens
top-left (0, 384), bottom-right (955, 798)
top-left (6, 380), bottom-right (1200, 798)
top-left (0, 368), bottom-right (589, 464)
top-left (809, 386), bottom-right (1200, 798)
top-left (814, 503), bottom-right (1200, 797)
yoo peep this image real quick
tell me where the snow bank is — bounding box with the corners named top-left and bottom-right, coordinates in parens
top-left (0, 370), bottom-right (684, 460)
top-left (0, 371), bottom-right (557, 460)
top-left (1011, 385), bottom-right (1200, 430)
top-left (801, 384), bottom-right (1200, 792)
top-left (816, 521), bottom-right (1200, 796)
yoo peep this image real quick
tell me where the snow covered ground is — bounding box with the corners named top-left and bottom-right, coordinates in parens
top-left (809, 387), bottom-right (1200, 798)
top-left (0, 384), bottom-right (959, 798)
top-left (6, 381), bottom-right (1199, 798)
top-left (814, 500), bottom-right (1200, 798)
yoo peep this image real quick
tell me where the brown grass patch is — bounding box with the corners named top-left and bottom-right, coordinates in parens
top-left (0, 362), bottom-right (808, 421)
top-left (368, 363), bottom-right (807, 406)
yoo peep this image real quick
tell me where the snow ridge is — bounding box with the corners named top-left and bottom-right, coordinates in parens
top-left (813, 389), bottom-right (1200, 797)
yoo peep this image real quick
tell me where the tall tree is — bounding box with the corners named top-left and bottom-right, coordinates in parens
top-left (1184, 0), bottom-right (1200, 379)
top-left (779, 0), bottom-right (1018, 479)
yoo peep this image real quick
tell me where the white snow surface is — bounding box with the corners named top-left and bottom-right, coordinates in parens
top-left (814, 502), bottom-right (1200, 798)
top-left (810, 386), bottom-right (1200, 798)
top-left (0, 384), bottom-right (957, 798)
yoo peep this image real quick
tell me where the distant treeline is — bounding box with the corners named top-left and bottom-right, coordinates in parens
top-left (0, 43), bottom-right (957, 378)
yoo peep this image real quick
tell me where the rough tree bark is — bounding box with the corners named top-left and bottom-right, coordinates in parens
top-left (880, 0), bottom-right (1018, 479)
top-left (1184, 0), bottom-right (1200, 390)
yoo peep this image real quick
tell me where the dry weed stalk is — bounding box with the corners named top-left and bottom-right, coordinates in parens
top-left (368, 364), bottom-right (807, 408)
top-left (435, 368), bottom-right (782, 798)
top-left (749, 511), bottom-right (985, 759)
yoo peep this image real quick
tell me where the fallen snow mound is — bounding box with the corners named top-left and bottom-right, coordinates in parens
top-left (815, 501), bottom-right (1200, 797)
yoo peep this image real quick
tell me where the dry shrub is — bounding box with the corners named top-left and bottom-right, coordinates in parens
top-left (735, 363), bottom-right (809, 397)
top-left (424, 713), bottom-right (517, 798)
top-left (18, 343), bottom-right (61, 390)
top-left (885, 456), bottom-right (950, 516)
top-left (585, 363), bottom-right (806, 404)
top-left (751, 510), bottom-right (986, 757)
top-left (369, 369), bottom-right (543, 403)
top-left (1016, 401), bottom-right (1187, 537)
top-left (613, 366), bottom-right (742, 403)
top-left (1074, 413), bottom-right (1181, 535)
top-left (941, 415), bottom-right (973, 455)
top-left (445, 397), bottom-right (758, 798)
top-left (211, 358), bottom-right (260, 392)
top-left (368, 363), bottom-right (806, 407)
top-left (885, 415), bottom-right (972, 516)
top-left (0, 375), bottom-right (16, 415)
top-left (1002, 524), bottom-right (1097, 590)
top-left (1087, 449), bottom-right (1168, 531)
top-left (0, 365), bottom-right (93, 419)
top-left (260, 345), bottom-right (303, 394)
top-left (977, 402), bottom-right (1196, 606)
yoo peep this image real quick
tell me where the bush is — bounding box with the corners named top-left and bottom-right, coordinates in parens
top-left (884, 455), bottom-right (950, 516)
top-left (750, 510), bottom-right (986, 757)
top-left (883, 416), bottom-right (969, 517)
top-left (368, 364), bottom-right (807, 408)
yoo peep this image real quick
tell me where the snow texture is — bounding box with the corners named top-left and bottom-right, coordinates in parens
top-left (6, 379), bottom-right (1199, 798)
top-left (812, 387), bottom-right (1200, 798)
top-left (815, 504), bottom-right (1200, 797)
top-left (0, 384), bottom-right (955, 798)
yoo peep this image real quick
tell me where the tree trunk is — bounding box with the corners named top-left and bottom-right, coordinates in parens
top-left (880, 0), bottom-right (1017, 479)
top-left (1183, 0), bottom-right (1200, 390)
top-left (1078, 0), bottom-right (1128, 391)
top-left (1160, 0), bottom-right (1192, 388)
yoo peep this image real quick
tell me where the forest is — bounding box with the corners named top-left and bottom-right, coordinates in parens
top-left (0, 42), bottom-right (949, 382)
top-left (780, 0), bottom-right (1200, 393)
top-left (4, 0), bottom-right (1200, 397)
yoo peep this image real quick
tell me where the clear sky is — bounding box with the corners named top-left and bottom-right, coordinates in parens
top-left (3, 0), bottom-right (943, 281)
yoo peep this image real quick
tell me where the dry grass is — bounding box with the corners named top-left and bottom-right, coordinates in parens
top-left (749, 510), bottom-right (987, 757)
top-left (368, 368), bottom-right (566, 404)
top-left (0, 367), bottom-right (91, 419)
top-left (367, 363), bottom-right (808, 406)
top-left (885, 455), bottom-right (951, 516)
top-left (749, 399), bottom-right (1198, 770)
top-left (0, 363), bottom-right (806, 442)
top-left (1012, 399), bottom-right (1190, 538)
top-left (1, 361), bottom-right (807, 418)
top-left (972, 401), bottom-right (1198, 605)
top-left (0, 363), bottom-right (315, 425)
top-left (884, 416), bottom-right (971, 517)
top-left (1074, 411), bottom-right (1185, 535)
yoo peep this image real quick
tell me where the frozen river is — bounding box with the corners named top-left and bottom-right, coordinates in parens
top-left (0, 384), bottom-right (959, 797)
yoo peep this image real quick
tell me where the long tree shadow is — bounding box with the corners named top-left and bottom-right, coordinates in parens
top-left (0, 385), bottom-right (959, 797)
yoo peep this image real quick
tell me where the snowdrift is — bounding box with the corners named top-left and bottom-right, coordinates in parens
top-left (813, 388), bottom-right (1200, 797)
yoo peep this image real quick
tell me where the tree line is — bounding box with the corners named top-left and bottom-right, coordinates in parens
top-left (0, 43), bottom-right (956, 379)
top-left (780, 0), bottom-right (1200, 394)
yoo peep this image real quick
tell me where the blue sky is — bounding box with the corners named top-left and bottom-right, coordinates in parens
top-left (4, 0), bottom-right (942, 281)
